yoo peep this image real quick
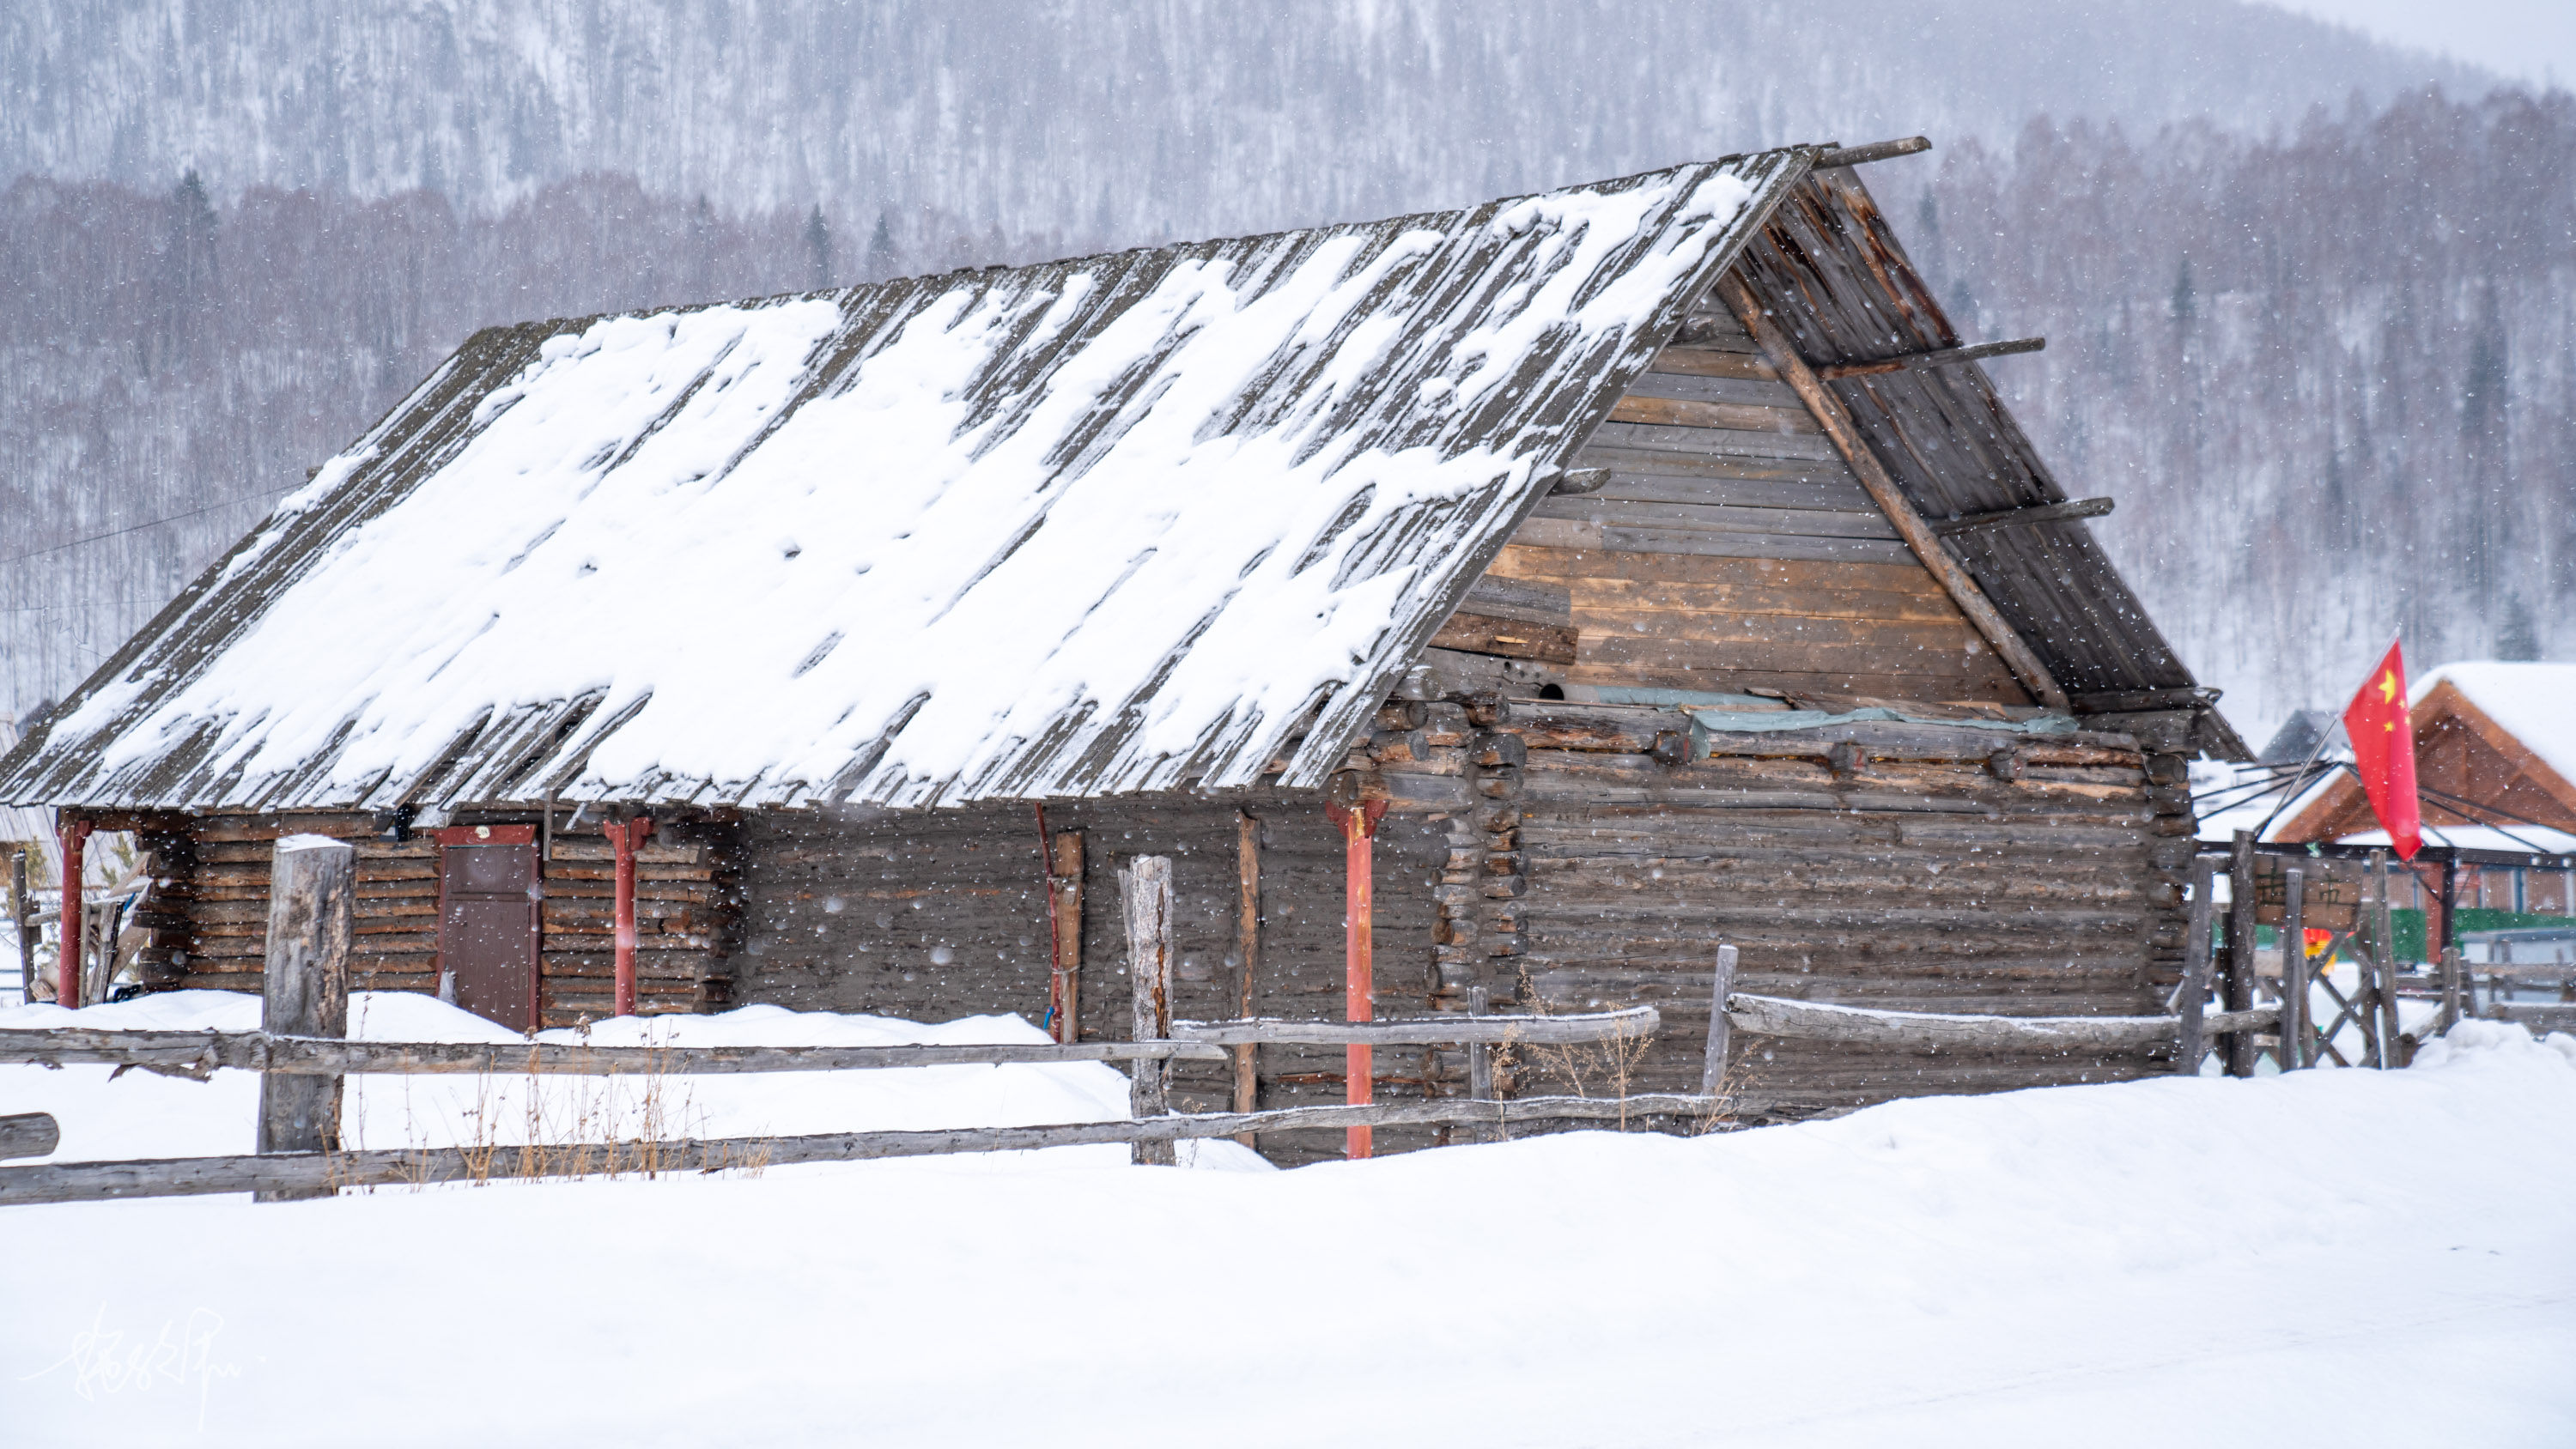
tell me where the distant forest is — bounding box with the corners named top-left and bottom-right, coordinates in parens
top-left (4, 86), bottom-right (2572, 742)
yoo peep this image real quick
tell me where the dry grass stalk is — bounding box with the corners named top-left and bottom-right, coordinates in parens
top-left (1502, 965), bottom-right (1653, 1130)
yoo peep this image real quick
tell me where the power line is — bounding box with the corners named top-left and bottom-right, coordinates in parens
top-left (0, 482), bottom-right (301, 568)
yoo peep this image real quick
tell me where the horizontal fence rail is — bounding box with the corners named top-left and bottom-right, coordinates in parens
top-left (0, 1029), bottom-right (1231, 1079)
top-left (1170, 1006), bottom-right (1657, 1046)
top-left (1723, 993), bottom-right (2279, 1051)
top-left (2489, 1002), bottom-right (2576, 1033)
top-left (0, 1094), bottom-right (1732, 1208)
top-left (0, 1008), bottom-right (1658, 1078)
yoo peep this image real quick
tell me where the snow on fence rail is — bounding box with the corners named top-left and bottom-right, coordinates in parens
top-left (0, 1009), bottom-right (1659, 1080)
top-left (1721, 993), bottom-right (2281, 1051)
top-left (0, 1029), bottom-right (1233, 1078)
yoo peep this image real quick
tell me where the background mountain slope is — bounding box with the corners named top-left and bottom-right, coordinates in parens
top-left (3, 0), bottom-right (2561, 746)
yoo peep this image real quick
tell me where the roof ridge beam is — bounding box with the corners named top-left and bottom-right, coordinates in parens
top-left (1817, 336), bottom-right (2044, 381)
top-left (1929, 496), bottom-right (2113, 537)
top-left (1812, 136), bottom-right (1932, 169)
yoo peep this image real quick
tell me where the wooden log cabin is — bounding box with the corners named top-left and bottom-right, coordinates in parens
top-left (0, 139), bottom-right (2245, 1159)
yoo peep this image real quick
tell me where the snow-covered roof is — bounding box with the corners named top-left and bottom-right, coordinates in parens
top-left (1, 152), bottom-right (1802, 811)
top-left (2415, 662), bottom-right (2576, 790)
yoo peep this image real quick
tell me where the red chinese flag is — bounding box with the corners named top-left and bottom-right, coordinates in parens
top-left (2341, 639), bottom-right (2421, 861)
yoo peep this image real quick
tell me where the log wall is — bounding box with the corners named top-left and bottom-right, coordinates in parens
top-left (729, 790), bottom-right (1449, 1165)
top-left (140, 810), bottom-right (739, 1028)
top-left (1459, 701), bottom-right (2190, 1113)
top-left (1494, 303), bottom-right (2029, 704)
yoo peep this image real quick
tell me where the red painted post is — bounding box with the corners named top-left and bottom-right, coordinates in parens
top-left (55, 817), bottom-right (91, 1009)
top-left (604, 815), bottom-right (654, 1017)
top-left (1326, 795), bottom-right (1388, 1160)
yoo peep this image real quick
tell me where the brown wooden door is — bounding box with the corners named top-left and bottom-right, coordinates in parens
top-left (435, 827), bottom-right (540, 1032)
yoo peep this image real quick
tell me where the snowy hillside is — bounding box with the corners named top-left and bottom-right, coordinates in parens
top-left (3, 991), bottom-right (2571, 1445)
top-left (1, 0), bottom-right (2488, 223)
top-left (1, 2), bottom-right (2564, 748)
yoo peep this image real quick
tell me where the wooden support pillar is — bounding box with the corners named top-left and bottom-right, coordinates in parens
top-left (2176, 854), bottom-right (2216, 1073)
top-left (2281, 868), bottom-right (2309, 1069)
top-left (256, 834), bottom-right (355, 1203)
top-left (602, 815), bottom-right (655, 1018)
top-left (1327, 790), bottom-right (1388, 1161)
top-left (54, 817), bottom-right (90, 1009)
top-left (1121, 855), bottom-right (1175, 1167)
top-left (1232, 810), bottom-right (1261, 1144)
top-left (2225, 830), bottom-right (2258, 1076)
top-left (1046, 830), bottom-right (1084, 1046)
top-left (1701, 943), bottom-right (1740, 1096)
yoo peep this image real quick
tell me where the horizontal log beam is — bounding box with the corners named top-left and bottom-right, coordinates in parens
top-left (0, 1094), bottom-right (1735, 1206)
top-left (1815, 336), bottom-right (2044, 381)
top-left (1928, 496), bottom-right (2114, 537)
top-left (0, 1029), bottom-right (1228, 1079)
top-left (1813, 136), bottom-right (1932, 168)
top-left (1170, 1006), bottom-right (1658, 1046)
top-left (1723, 991), bottom-right (2279, 1052)
top-left (2070, 686), bottom-right (2222, 713)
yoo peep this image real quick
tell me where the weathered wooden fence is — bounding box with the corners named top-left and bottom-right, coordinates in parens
top-left (3, 829), bottom-right (2499, 1210)
top-left (0, 844), bottom-right (1699, 1207)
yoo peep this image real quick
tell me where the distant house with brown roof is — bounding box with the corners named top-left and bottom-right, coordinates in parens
top-left (2279, 662), bottom-right (2576, 941)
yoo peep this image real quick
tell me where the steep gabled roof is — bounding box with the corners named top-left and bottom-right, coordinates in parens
top-left (0, 151), bottom-right (1804, 811)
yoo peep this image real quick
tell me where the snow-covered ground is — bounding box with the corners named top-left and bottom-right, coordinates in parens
top-left (4, 997), bottom-right (2574, 1446)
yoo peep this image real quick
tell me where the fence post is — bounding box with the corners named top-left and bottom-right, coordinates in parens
top-left (0, 1112), bottom-right (59, 1161)
top-left (1466, 985), bottom-right (1494, 1103)
top-left (256, 835), bottom-right (355, 1203)
top-left (1121, 855), bottom-right (1175, 1167)
top-left (2371, 849), bottom-right (2403, 1066)
top-left (2224, 831), bottom-right (2258, 1076)
top-left (2176, 855), bottom-right (2216, 1073)
top-left (1701, 943), bottom-right (1740, 1096)
top-left (83, 897), bottom-right (120, 1008)
top-left (2281, 868), bottom-right (2308, 1069)
top-left (2439, 946), bottom-right (2464, 1035)
top-left (1457, 985), bottom-right (1495, 1145)
top-left (9, 847), bottom-right (32, 1006)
